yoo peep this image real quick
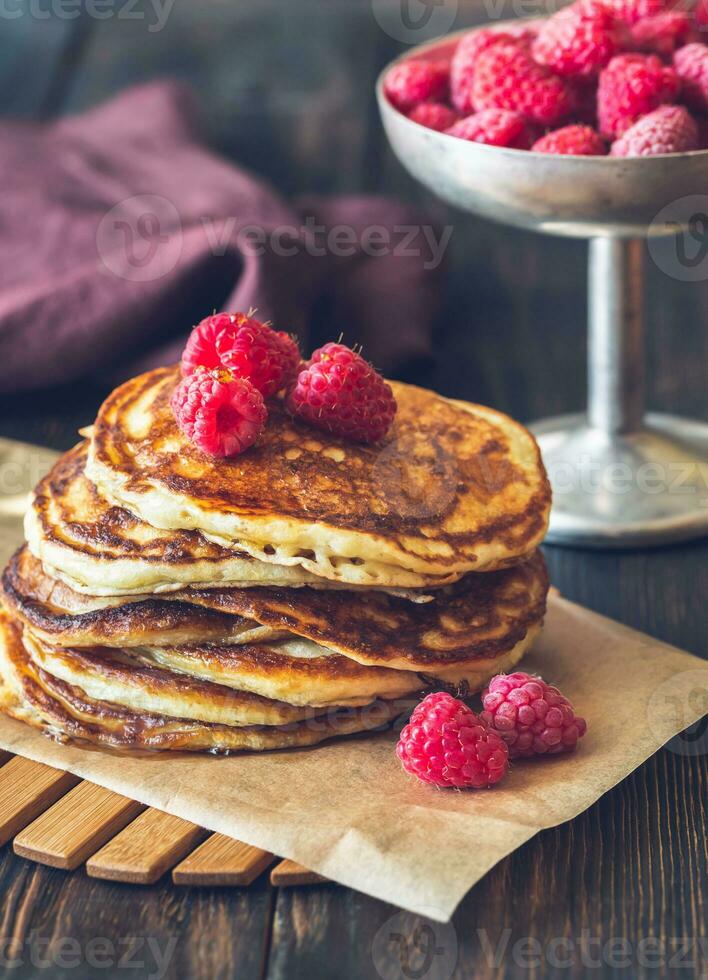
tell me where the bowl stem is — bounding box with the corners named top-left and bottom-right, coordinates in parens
top-left (588, 237), bottom-right (645, 436)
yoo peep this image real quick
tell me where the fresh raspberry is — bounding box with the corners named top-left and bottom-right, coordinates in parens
top-left (597, 0), bottom-right (668, 25)
top-left (532, 4), bottom-right (621, 78)
top-left (450, 26), bottom-right (536, 114)
top-left (171, 370), bottom-right (267, 458)
top-left (674, 42), bottom-right (708, 112)
top-left (397, 692), bottom-right (509, 789)
top-left (472, 41), bottom-right (575, 126)
top-left (384, 59), bottom-right (449, 113)
top-left (445, 109), bottom-right (534, 148)
top-left (610, 103), bottom-right (699, 154)
top-left (287, 343), bottom-right (396, 443)
top-left (532, 124), bottom-right (607, 154)
top-left (181, 313), bottom-right (300, 398)
top-left (630, 11), bottom-right (694, 54)
top-left (481, 672), bottom-right (587, 759)
top-left (408, 102), bottom-right (459, 131)
top-left (597, 53), bottom-right (681, 137)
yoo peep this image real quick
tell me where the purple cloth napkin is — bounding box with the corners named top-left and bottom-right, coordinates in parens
top-left (0, 82), bottom-right (446, 394)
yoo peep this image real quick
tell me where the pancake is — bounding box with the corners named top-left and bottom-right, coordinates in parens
top-left (2, 544), bottom-right (544, 688)
top-left (2, 548), bottom-right (287, 649)
top-left (132, 639), bottom-right (424, 707)
top-left (27, 443), bottom-right (437, 600)
top-left (87, 367), bottom-right (550, 586)
top-left (26, 441), bottom-right (327, 596)
top-left (24, 626), bottom-right (419, 716)
top-left (22, 629), bottom-right (319, 727)
top-left (3, 544), bottom-right (545, 689)
top-left (0, 613), bottom-right (404, 753)
top-left (180, 551), bottom-right (549, 683)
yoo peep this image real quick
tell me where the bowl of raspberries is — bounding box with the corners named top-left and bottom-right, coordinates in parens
top-left (382, 0), bottom-right (708, 156)
top-left (377, 2), bottom-right (708, 234)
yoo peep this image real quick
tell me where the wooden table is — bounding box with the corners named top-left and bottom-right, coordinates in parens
top-left (1, 4), bottom-right (707, 978)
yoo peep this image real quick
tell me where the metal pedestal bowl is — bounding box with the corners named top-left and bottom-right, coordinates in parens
top-left (377, 28), bottom-right (708, 548)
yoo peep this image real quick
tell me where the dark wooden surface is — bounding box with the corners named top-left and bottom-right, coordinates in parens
top-left (0, 3), bottom-right (707, 979)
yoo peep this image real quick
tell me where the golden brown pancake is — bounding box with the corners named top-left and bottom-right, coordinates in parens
top-left (27, 443), bottom-right (439, 598)
top-left (183, 550), bottom-right (549, 682)
top-left (26, 441), bottom-right (328, 596)
top-left (21, 628), bottom-right (423, 710)
top-left (87, 367), bottom-right (550, 586)
top-left (3, 546), bottom-right (545, 688)
top-left (131, 640), bottom-right (424, 707)
top-left (2, 548), bottom-right (285, 649)
top-left (0, 612), bottom-right (404, 753)
top-left (23, 629), bottom-right (319, 727)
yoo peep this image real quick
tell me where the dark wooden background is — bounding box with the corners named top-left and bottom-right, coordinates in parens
top-left (0, 2), bottom-right (706, 978)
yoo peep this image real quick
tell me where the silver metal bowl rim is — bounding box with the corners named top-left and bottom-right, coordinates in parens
top-left (375, 22), bottom-right (708, 164)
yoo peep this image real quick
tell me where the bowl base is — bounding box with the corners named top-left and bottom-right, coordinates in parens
top-left (530, 412), bottom-right (708, 548)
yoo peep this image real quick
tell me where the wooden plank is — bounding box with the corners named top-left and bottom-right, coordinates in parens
top-left (172, 833), bottom-right (274, 887)
top-left (13, 781), bottom-right (145, 870)
top-left (0, 757), bottom-right (80, 847)
top-left (87, 808), bottom-right (206, 885)
top-left (270, 860), bottom-right (328, 888)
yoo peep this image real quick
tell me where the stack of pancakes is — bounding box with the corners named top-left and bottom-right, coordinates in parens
top-left (0, 367), bottom-right (551, 753)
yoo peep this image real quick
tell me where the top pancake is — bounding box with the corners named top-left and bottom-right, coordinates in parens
top-left (26, 441), bottom-right (327, 596)
top-left (87, 367), bottom-right (551, 585)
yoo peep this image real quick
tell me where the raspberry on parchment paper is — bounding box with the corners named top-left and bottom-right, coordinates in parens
top-left (481, 672), bottom-right (588, 759)
top-left (397, 692), bottom-right (510, 789)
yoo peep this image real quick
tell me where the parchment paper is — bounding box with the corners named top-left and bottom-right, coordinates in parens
top-left (0, 439), bottom-right (706, 921)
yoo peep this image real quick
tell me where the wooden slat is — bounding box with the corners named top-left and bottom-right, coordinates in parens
top-left (14, 782), bottom-right (145, 870)
top-left (0, 758), bottom-right (79, 847)
top-left (270, 860), bottom-right (328, 887)
top-left (87, 809), bottom-right (206, 884)
top-left (172, 834), bottom-right (274, 887)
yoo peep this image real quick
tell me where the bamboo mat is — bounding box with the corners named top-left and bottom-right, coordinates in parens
top-left (1, 752), bottom-right (324, 888)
